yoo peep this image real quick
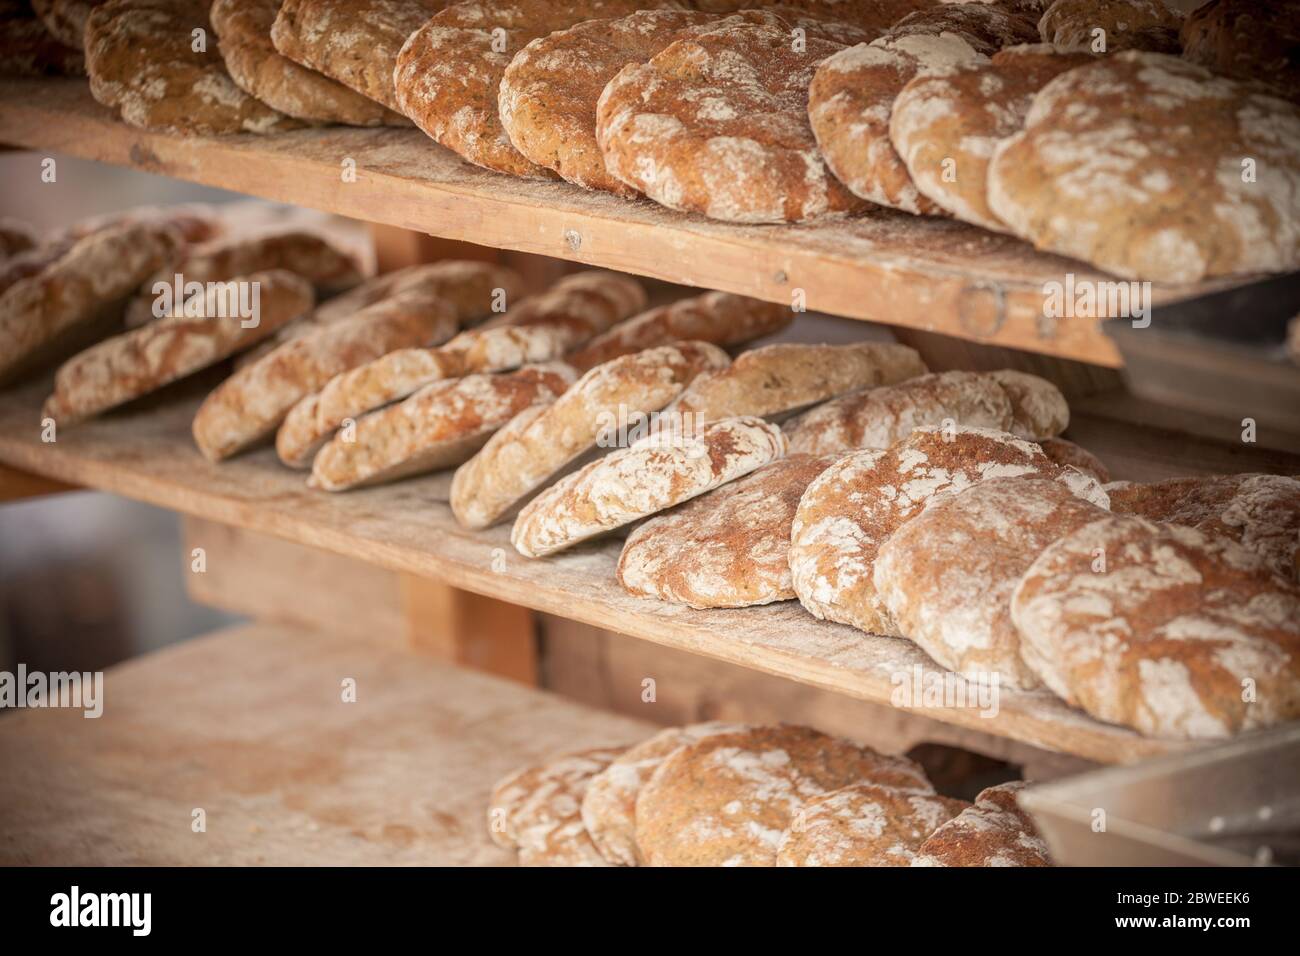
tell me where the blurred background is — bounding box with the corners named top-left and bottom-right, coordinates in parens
top-left (1, 152), bottom-right (244, 676)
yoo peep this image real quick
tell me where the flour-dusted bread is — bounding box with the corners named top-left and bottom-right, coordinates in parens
top-left (635, 725), bottom-right (932, 867)
top-left (617, 453), bottom-right (837, 608)
top-left (450, 341), bottom-right (730, 530)
top-left (211, 0), bottom-right (405, 126)
top-left (596, 13), bottom-right (872, 223)
top-left (776, 782), bottom-right (968, 867)
top-left (989, 51), bottom-right (1300, 283)
top-left (32, 0), bottom-right (103, 48)
top-left (217, 291), bottom-right (458, 461)
top-left (86, 0), bottom-right (302, 134)
top-left (889, 44), bottom-right (1092, 230)
top-left (875, 476), bottom-right (1109, 689)
top-left (0, 3), bottom-right (83, 76)
top-left (1038, 0), bottom-right (1182, 52)
top-left (309, 363), bottom-right (575, 491)
top-left (0, 219), bottom-right (184, 385)
top-left (809, 0), bottom-right (1039, 214)
top-left (395, 0), bottom-right (662, 178)
top-left (580, 721), bottom-right (743, 867)
top-left (911, 781), bottom-right (1050, 866)
top-left (789, 425), bottom-right (1108, 635)
top-left (44, 269), bottom-right (313, 426)
top-left (672, 342), bottom-right (927, 424)
top-left (568, 292), bottom-right (791, 372)
top-left (1012, 516), bottom-right (1300, 739)
top-left (277, 270), bottom-right (641, 468)
top-left (1108, 474), bottom-right (1300, 582)
top-left (500, 8), bottom-right (722, 195)
top-left (1038, 436), bottom-right (1109, 483)
top-left (1181, 0), bottom-right (1300, 104)
top-left (783, 369), bottom-right (1067, 454)
top-left (488, 747), bottom-right (626, 867)
top-left (271, 0), bottom-right (445, 115)
top-left (512, 416), bottom-right (786, 558)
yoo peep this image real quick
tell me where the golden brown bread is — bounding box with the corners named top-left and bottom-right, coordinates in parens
top-left (44, 269), bottom-right (314, 426)
top-left (86, 0), bottom-right (302, 134)
top-left (0, 4), bottom-right (85, 76)
top-left (1181, 0), bottom-right (1300, 103)
top-left (911, 781), bottom-right (1050, 866)
top-left (450, 341), bottom-right (730, 531)
top-left (511, 415), bottom-right (787, 558)
top-left (32, 0), bottom-right (104, 49)
top-left (1038, 0), bottom-right (1182, 52)
top-left (617, 453), bottom-right (837, 609)
top-left (568, 291), bottom-right (791, 372)
top-left (1011, 516), bottom-right (1300, 739)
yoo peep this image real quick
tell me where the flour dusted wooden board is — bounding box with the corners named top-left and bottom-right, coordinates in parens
top-left (0, 79), bottom-right (1252, 366)
top-left (0, 622), bottom-right (654, 865)
top-left (7, 378), bottom-right (1298, 762)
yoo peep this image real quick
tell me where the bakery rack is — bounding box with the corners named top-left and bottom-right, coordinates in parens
top-left (1, 78), bottom-right (1296, 865)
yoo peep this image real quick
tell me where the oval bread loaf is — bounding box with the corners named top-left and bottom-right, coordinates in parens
top-left (911, 781), bottom-right (1050, 866)
top-left (1180, 0), bottom-right (1300, 103)
top-left (1011, 515), bottom-right (1300, 739)
top-left (511, 415), bottom-right (787, 558)
top-left (1038, 0), bottom-right (1182, 52)
top-left (450, 341), bottom-right (730, 530)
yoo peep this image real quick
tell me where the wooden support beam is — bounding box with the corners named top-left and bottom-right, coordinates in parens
top-left (400, 574), bottom-right (539, 686)
top-left (0, 463), bottom-right (78, 503)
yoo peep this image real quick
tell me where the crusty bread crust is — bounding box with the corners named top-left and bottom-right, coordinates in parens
top-left (45, 269), bottom-right (314, 426)
top-left (911, 781), bottom-right (1050, 866)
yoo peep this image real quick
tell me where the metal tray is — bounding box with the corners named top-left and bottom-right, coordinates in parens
top-left (1020, 724), bottom-right (1300, 866)
top-left (1104, 272), bottom-right (1300, 450)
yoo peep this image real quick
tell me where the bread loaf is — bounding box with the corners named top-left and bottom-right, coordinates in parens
top-left (874, 476), bottom-right (1108, 689)
top-left (450, 342), bottom-right (730, 530)
top-left (195, 262), bottom-right (507, 462)
top-left (784, 369), bottom-right (1068, 454)
top-left (568, 292), bottom-right (791, 372)
top-left (889, 44), bottom-right (1093, 231)
top-left (0, 218), bottom-right (37, 259)
top-left (86, 0), bottom-right (302, 134)
top-left (44, 270), bottom-right (314, 426)
top-left (270, 0), bottom-right (446, 115)
top-left (211, 0), bottom-right (406, 126)
top-left (396, 0), bottom-right (661, 178)
top-left (617, 452), bottom-right (837, 608)
top-left (1038, 436), bottom-right (1108, 483)
top-left (1038, 0), bottom-right (1182, 52)
top-left (788, 425), bottom-right (1108, 635)
top-left (1108, 474), bottom-right (1300, 582)
top-left (511, 416), bottom-right (786, 558)
top-left (580, 722), bottom-right (742, 867)
top-left (309, 363), bottom-right (576, 491)
top-left (911, 781), bottom-right (1050, 866)
top-left (1181, 0), bottom-right (1300, 104)
top-left (635, 725), bottom-right (931, 867)
top-left (488, 748), bottom-right (625, 867)
top-left (1011, 515), bottom-right (1300, 739)
top-left (277, 271), bottom-right (641, 467)
top-left (776, 783), bottom-right (967, 867)
top-left (596, 13), bottom-right (871, 222)
top-left (988, 52), bottom-right (1300, 282)
top-left (32, 0), bottom-right (103, 48)
top-left (0, 220), bottom-right (183, 385)
top-left (0, 4), bottom-right (84, 76)
top-left (672, 342), bottom-right (927, 423)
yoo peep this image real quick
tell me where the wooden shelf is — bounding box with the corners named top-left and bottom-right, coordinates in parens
top-left (5, 378), bottom-right (1297, 765)
top-left (0, 78), bottom-right (1247, 368)
top-left (0, 621), bottom-right (655, 865)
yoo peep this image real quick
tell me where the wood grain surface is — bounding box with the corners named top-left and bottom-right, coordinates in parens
top-left (0, 621), bottom-right (653, 865)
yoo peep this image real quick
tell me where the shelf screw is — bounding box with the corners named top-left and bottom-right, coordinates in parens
top-left (564, 229), bottom-right (582, 252)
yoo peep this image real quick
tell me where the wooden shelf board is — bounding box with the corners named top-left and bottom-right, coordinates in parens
top-left (0, 79), bottom-right (1246, 367)
top-left (0, 621), bottom-right (655, 865)
top-left (7, 380), bottom-right (1297, 765)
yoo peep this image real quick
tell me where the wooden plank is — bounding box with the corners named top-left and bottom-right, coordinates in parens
top-left (0, 622), bottom-right (654, 865)
top-left (0, 462), bottom-right (77, 503)
top-left (0, 79), bottom-right (1250, 366)
top-left (6, 380), bottom-right (1293, 763)
top-left (400, 573), bottom-right (538, 685)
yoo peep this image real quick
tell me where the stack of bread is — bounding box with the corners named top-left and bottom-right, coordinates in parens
top-left (5, 1), bottom-right (1296, 282)
top-left (487, 722), bottom-right (1053, 867)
